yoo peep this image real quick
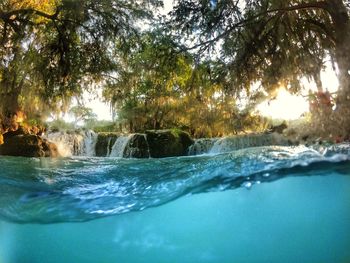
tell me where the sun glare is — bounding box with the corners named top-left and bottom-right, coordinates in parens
top-left (256, 89), bottom-right (309, 120)
top-left (257, 61), bottom-right (339, 120)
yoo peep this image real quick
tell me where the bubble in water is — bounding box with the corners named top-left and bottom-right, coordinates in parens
top-left (243, 182), bottom-right (252, 189)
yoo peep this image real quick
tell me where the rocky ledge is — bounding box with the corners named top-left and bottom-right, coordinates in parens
top-left (0, 126), bottom-right (59, 158)
top-left (146, 129), bottom-right (194, 158)
top-left (94, 129), bottom-right (194, 158)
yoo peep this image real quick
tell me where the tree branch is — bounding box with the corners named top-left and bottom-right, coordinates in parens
top-left (184, 1), bottom-right (329, 51)
top-left (0, 7), bottom-right (60, 21)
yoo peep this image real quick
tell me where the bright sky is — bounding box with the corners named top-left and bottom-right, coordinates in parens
top-left (257, 61), bottom-right (339, 120)
top-left (163, 0), bottom-right (173, 13)
top-left (83, 90), bottom-right (112, 121)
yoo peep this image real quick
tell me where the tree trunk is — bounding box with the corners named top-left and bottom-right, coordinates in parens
top-left (0, 90), bottom-right (23, 132)
top-left (323, 0), bottom-right (350, 137)
top-left (0, 64), bottom-right (25, 132)
top-left (129, 120), bottom-right (134, 133)
top-left (326, 0), bottom-right (350, 103)
top-left (313, 71), bottom-right (323, 92)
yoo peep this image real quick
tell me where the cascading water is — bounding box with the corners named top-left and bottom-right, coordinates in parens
top-left (106, 137), bottom-right (114, 156)
top-left (45, 131), bottom-right (84, 157)
top-left (123, 134), bottom-right (150, 158)
top-left (47, 131), bottom-right (292, 158)
top-left (109, 135), bottom-right (132, 157)
top-left (84, 130), bottom-right (98, 156)
top-left (46, 130), bottom-right (98, 157)
top-left (188, 133), bottom-right (289, 155)
top-left (188, 138), bottom-right (218, 155)
top-left (209, 133), bottom-right (290, 154)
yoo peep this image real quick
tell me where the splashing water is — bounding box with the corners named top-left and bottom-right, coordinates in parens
top-left (109, 135), bottom-right (132, 157)
top-left (84, 130), bottom-right (98, 156)
top-left (45, 130), bottom-right (99, 157)
top-left (0, 144), bottom-right (349, 224)
top-left (1, 143), bottom-right (350, 263)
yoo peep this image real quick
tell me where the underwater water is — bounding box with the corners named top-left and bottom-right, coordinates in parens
top-left (0, 144), bottom-right (350, 262)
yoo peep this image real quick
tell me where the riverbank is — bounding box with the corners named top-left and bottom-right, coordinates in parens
top-left (0, 122), bottom-right (348, 158)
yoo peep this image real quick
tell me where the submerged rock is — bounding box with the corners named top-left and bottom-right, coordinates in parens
top-left (146, 130), bottom-right (194, 158)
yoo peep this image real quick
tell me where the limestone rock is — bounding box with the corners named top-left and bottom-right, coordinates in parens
top-left (124, 134), bottom-right (149, 158)
top-left (95, 133), bottom-right (119, 157)
top-left (0, 129), bottom-right (59, 157)
top-left (0, 134), bottom-right (58, 157)
top-left (146, 130), bottom-right (194, 158)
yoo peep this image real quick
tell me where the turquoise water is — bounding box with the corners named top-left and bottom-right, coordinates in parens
top-left (0, 145), bottom-right (350, 262)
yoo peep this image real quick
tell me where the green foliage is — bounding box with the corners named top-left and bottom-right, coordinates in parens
top-left (103, 30), bottom-right (268, 137)
top-left (2, 0), bottom-right (348, 138)
top-left (168, 0), bottom-right (350, 138)
top-left (0, 0), bottom-right (162, 124)
top-left (170, 128), bottom-right (185, 138)
top-left (47, 119), bottom-right (74, 131)
top-left (84, 120), bottom-right (118, 133)
top-left (68, 105), bottom-right (97, 124)
top-left (168, 0), bottom-right (337, 95)
top-left (23, 118), bottom-right (45, 128)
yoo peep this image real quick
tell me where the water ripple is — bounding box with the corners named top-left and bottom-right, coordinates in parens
top-left (0, 144), bottom-right (349, 223)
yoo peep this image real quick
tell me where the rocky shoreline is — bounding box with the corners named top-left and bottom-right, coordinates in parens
top-left (46, 129), bottom-right (194, 158)
top-left (0, 126), bottom-right (297, 158)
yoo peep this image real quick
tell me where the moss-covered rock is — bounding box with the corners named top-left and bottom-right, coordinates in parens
top-left (95, 133), bottom-right (119, 157)
top-left (146, 129), bottom-right (194, 158)
top-left (124, 134), bottom-right (150, 158)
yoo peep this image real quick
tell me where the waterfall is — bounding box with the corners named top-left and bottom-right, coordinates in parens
top-left (209, 133), bottom-right (290, 154)
top-left (83, 130), bottom-right (98, 156)
top-left (106, 137), bottom-right (113, 157)
top-left (95, 133), bottom-right (119, 157)
top-left (46, 130), bottom-right (98, 157)
top-left (188, 138), bottom-right (218, 155)
top-left (46, 130), bottom-right (290, 158)
top-left (109, 135), bottom-right (132, 157)
top-left (123, 134), bottom-right (150, 158)
top-left (46, 132), bottom-right (83, 157)
top-left (188, 133), bottom-right (290, 155)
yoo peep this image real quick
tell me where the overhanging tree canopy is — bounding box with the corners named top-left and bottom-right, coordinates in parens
top-left (0, 0), bottom-right (162, 130)
top-left (0, 0), bottom-right (349, 137)
top-left (168, 0), bottom-right (350, 136)
top-left (170, 0), bottom-right (349, 90)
